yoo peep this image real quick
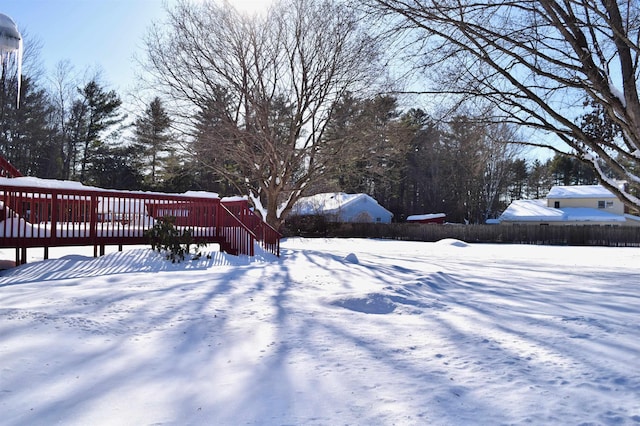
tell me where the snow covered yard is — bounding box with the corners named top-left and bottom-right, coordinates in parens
top-left (1, 238), bottom-right (639, 425)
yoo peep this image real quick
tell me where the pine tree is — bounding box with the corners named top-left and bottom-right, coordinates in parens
top-left (67, 80), bottom-right (122, 182)
top-left (0, 74), bottom-right (58, 177)
top-left (134, 97), bottom-right (172, 188)
top-left (527, 159), bottom-right (553, 199)
top-left (87, 143), bottom-right (144, 189)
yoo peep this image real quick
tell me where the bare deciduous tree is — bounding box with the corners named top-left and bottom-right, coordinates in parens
top-left (143, 0), bottom-right (380, 227)
top-left (365, 0), bottom-right (640, 208)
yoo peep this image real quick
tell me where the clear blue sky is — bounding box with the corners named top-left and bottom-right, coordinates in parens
top-left (2, 0), bottom-right (172, 93)
top-left (2, 1), bottom-right (268, 94)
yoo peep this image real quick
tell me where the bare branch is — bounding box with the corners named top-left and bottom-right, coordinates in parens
top-left (142, 0), bottom-right (382, 226)
top-left (366, 0), bottom-right (640, 209)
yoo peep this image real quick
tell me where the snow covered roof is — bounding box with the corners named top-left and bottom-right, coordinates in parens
top-left (547, 185), bottom-right (616, 199)
top-left (292, 192), bottom-right (390, 216)
top-left (500, 199), bottom-right (565, 221)
top-left (499, 199), bottom-right (627, 223)
top-left (407, 213), bottom-right (446, 221)
top-left (624, 214), bottom-right (640, 223)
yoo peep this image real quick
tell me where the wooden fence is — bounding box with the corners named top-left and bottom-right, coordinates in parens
top-left (284, 221), bottom-right (640, 247)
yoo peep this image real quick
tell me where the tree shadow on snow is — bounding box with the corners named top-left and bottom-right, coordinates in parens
top-left (2, 243), bottom-right (640, 425)
top-left (0, 247), bottom-right (268, 287)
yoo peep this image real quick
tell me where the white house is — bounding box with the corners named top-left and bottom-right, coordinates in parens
top-left (546, 185), bottom-right (623, 213)
top-left (289, 192), bottom-right (393, 224)
top-left (496, 184), bottom-right (640, 226)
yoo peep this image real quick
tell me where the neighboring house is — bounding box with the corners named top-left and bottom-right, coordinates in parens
top-left (495, 184), bottom-right (640, 226)
top-left (406, 213), bottom-right (446, 224)
top-left (289, 192), bottom-right (393, 224)
top-left (547, 185), bottom-right (624, 214)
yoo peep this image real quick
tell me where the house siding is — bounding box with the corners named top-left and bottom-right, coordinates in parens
top-left (547, 197), bottom-right (624, 215)
top-left (342, 199), bottom-right (392, 223)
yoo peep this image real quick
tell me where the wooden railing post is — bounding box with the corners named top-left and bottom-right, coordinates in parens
top-left (215, 201), bottom-right (222, 236)
top-left (90, 194), bottom-right (98, 255)
top-left (50, 190), bottom-right (58, 245)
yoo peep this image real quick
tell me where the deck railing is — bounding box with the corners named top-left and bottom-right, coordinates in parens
top-left (221, 199), bottom-right (282, 256)
top-left (0, 181), bottom-right (280, 264)
top-left (0, 155), bottom-right (22, 178)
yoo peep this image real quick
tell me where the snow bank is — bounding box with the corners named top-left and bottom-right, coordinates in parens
top-left (435, 238), bottom-right (469, 247)
top-left (343, 252), bottom-right (359, 264)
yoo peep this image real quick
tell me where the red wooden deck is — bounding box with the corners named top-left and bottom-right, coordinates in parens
top-left (0, 179), bottom-right (280, 265)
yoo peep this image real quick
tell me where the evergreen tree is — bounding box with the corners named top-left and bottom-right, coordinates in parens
top-left (549, 154), bottom-right (597, 186)
top-left (323, 94), bottom-right (413, 213)
top-left (158, 152), bottom-right (196, 193)
top-left (190, 92), bottom-right (242, 195)
top-left (399, 108), bottom-right (443, 219)
top-left (0, 74), bottom-right (58, 177)
top-left (67, 80), bottom-right (122, 182)
top-left (86, 143), bottom-right (144, 189)
top-left (527, 159), bottom-right (553, 199)
top-left (507, 158), bottom-right (528, 202)
top-left (440, 115), bottom-right (487, 223)
top-left (134, 97), bottom-right (172, 188)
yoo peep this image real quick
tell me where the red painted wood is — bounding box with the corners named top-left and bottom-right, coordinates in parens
top-left (0, 183), bottom-right (280, 262)
top-left (0, 154), bottom-right (23, 178)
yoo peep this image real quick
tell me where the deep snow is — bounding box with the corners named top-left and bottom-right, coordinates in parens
top-left (1, 238), bottom-right (639, 425)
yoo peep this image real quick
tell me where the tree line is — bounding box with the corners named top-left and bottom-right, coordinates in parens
top-left (302, 95), bottom-right (599, 223)
top-left (0, 63), bottom-right (177, 191)
top-left (1, 0), bottom-right (637, 228)
top-left (0, 66), bottom-right (595, 224)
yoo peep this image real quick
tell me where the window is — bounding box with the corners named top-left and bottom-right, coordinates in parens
top-left (597, 200), bottom-right (613, 209)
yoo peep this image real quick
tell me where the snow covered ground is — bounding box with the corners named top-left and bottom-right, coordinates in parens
top-left (1, 238), bottom-right (639, 425)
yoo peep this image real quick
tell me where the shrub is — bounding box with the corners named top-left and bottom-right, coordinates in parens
top-left (280, 214), bottom-right (332, 237)
top-left (145, 216), bottom-right (204, 262)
